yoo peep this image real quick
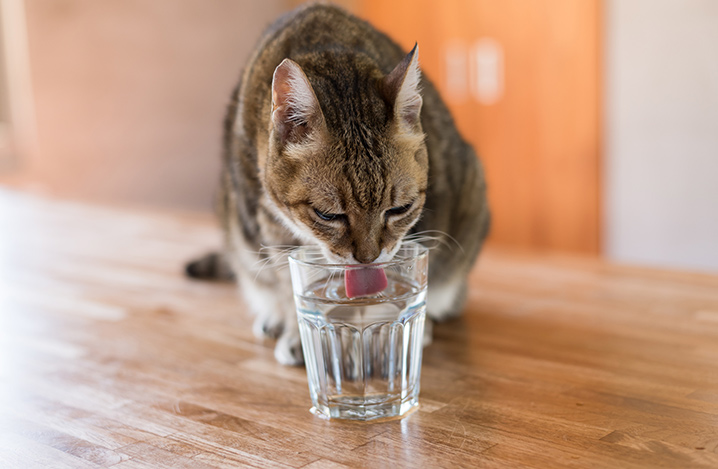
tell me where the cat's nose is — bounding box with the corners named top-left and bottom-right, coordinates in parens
top-left (353, 246), bottom-right (380, 264)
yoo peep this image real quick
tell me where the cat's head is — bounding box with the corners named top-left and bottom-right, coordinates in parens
top-left (264, 45), bottom-right (428, 264)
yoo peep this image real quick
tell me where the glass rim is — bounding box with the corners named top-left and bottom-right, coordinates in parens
top-left (287, 240), bottom-right (428, 269)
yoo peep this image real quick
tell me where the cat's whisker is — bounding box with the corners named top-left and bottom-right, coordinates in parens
top-left (322, 269), bottom-right (339, 295)
top-left (251, 260), bottom-right (273, 282)
top-left (306, 269), bottom-right (326, 287)
top-left (249, 252), bottom-right (288, 270)
top-left (401, 236), bottom-right (445, 251)
top-left (418, 238), bottom-right (449, 249)
top-left (251, 256), bottom-right (288, 281)
top-left (259, 244), bottom-right (298, 251)
top-left (403, 230), bottom-right (465, 254)
top-left (245, 245), bottom-right (298, 282)
top-left (245, 244), bottom-right (297, 257)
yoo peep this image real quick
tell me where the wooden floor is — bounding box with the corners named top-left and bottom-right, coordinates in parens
top-left (1, 188), bottom-right (718, 468)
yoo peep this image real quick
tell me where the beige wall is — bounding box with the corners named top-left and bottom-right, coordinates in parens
top-left (0, 5), bottom-right (8, 124)
top-left (0, 3), bottom-right (9, 168)
top-left (606, 0), bottom-right (718, 272)
top-left (8, 0), bottom-right (286, 210)
top-left (0, 1), bottom-right (20, 168)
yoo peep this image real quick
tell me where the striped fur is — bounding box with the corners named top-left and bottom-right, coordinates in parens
top-left (187, 4), bottom-right (490, 365)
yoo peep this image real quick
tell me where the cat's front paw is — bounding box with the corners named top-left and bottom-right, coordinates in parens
top-left (252, 311), bottom-right (284, 340)
top-left (427, 279), bottom-right (467, 322)
top-left (274, 329), bottom-right (304, 366)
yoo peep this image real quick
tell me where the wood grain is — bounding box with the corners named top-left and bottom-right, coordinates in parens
top-left (1, 188), bottom-right (718, 468)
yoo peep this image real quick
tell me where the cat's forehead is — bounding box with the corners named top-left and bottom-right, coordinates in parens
top-left (321, 117), bottom-right (392, 211)
top-left (305, 59), bottom-right (390, 132)
top-left (307, 142), bottom-right (422, 212)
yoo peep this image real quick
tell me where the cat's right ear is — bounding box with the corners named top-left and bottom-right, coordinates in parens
top-left (382, 43), bottom-right (423, 130)
top-left (271, 59), bottom-right (324, 146)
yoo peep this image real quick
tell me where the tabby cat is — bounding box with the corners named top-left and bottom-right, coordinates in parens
top-left (187, 3), bottom-right (490, 365)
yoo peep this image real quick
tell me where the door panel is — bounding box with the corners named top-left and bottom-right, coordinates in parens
top-left (358, 0), bottom-right (602, 254)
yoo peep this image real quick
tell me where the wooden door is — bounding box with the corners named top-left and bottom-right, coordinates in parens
top-left (357, 0), bottom-right (602, 254)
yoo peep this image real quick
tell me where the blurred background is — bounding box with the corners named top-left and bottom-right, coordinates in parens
top-left (1, 0), bottom-right (716, 272)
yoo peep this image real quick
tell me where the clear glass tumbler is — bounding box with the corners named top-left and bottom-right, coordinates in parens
top-left (288, 242), bottom-right (428, 421)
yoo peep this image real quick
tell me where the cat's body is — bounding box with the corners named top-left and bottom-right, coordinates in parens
top-left (187, 4), bottom-right (490, 365)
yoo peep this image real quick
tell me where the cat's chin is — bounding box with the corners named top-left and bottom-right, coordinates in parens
top-left (373, 249), bottom-right (398, 264)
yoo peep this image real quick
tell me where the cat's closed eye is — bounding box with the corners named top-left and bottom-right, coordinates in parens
top-left (313, 208), bottom-right (346, 222)
top-left (386, 202), bottom-right (415, 218)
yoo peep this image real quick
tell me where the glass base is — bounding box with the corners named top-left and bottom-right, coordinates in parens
top-left (310, 394), bottom-right (419, 421)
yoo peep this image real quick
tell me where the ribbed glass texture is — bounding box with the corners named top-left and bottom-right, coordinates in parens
top-left (289, 243), bottom-right (428, 420)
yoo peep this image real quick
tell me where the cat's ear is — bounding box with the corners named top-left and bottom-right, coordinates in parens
top-left (271, 59), bottom-right (324, 145)
top-left (382, 43), bottom-right (422, 128)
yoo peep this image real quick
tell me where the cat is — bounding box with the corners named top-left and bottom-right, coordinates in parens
top-left (186, 3), bottom-right (490, 365)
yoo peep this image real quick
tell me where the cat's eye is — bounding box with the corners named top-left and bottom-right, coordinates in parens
top-left (314, 208), bottom-right (344, 222)
top-left (386, 202), bottom-right (414, 217)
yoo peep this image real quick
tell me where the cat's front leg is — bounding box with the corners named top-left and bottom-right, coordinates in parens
top-left (274, 306), bottom-right (303, 366)
top-left (425, 275), bottom-right (468, 345)
top-left (269, 266), bottom-right (304, 365)
top-left (236, 266), bottom-right (303, 365)
top-left (235, 270), bottom-right (286, 340)
top-left (427, 276), bottom-right (467, 321)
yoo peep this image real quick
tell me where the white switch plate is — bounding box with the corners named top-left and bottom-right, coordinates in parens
top-left (471, 38), bottom-right (504, 105)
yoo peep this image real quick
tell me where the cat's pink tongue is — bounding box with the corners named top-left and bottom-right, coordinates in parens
top-left (344, 267), bottom-right (388, 298)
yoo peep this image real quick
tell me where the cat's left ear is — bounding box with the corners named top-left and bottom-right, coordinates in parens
top-left (382, 43), bottom-right (423, 129)
top-left (271, 59), bottom-right (325, 145)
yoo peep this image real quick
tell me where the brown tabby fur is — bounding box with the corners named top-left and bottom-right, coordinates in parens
top-left (187, 3), bottom-right (490, 365)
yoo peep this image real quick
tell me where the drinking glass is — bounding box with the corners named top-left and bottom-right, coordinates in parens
top-left (288, 242), bottom-right (428, 420)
